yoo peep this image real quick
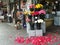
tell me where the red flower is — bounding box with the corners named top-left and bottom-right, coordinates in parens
top-left (14, 34), bottom-right (60, 45)
top-left (15, 36), bottom-right (25, 43)
top-left (25, 38), bottom-right (31, 44)
top-left (32, 11), bottom-right (39, 16)
top-left (34, 11), bottom-right (39, 15)
top-left (29, 4), bottom-right (35, 8)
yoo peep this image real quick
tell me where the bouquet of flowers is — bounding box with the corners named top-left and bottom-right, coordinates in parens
top-left (24, 11), bottom-right (29, 15)
top-left (35, 4), bottom-right (43, 11)
top-left (39, 9), bottom-right (46, 20)
top-left (29, 4), bottom-right (35, 11)
top-left (27, 3), bottom-right (46, 30)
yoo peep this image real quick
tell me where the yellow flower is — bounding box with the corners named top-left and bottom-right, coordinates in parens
top-left (24, 11), bottom-right (28, 15)
top-left (40, 4), bottom-right (43, 8)
top-left (36, 4), bottom-right (40, 8)
top-left (35, 4), bottom-right (43, 9)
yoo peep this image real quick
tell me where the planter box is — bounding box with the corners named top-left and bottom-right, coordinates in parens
top-left (28, 29), bottom-right (43, 37)
top-left (44, 19), bottom-right (53, 28)
top-left (26, 22), bottom-right (45, 37)
top-left (36, 29), bottom-right (43, 36)
top-left (28, 30), bottom-right (36, 37)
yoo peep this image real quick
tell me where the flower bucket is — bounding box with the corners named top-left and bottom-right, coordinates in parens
top-left (45, 14), bottom-right (50, 19)
top-left (30, 23), bottom-right (34, 30)
top-left (56, 11), bottom-right (60, 16)
top-left (37, 23), bottom-right (41, 29)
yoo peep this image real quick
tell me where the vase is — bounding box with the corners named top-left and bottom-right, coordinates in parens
top-left (30, 23), bottom-right (34, 30)
top-left (37, 23), bottom-right (41, 29)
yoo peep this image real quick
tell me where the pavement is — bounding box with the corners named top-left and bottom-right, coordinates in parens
top-left (7, 23), bottom-right (15, 27)
top-left (0, 23), bottom-right (28, 45)
top-left (6, 20), bottom-right (15, 27)
top-left (0, 22), bottom-right (60, 45)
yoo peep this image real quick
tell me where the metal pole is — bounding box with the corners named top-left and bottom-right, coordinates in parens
top-left (14, 0), bottom-right (17, 24)
top-left (18, 0), bottom-right (21, 11)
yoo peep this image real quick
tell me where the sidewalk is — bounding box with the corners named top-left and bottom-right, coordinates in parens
top-left (7, 23), bottom-right (15, 27)
top-left (6, 20), bottom-right (26, 30)
top-left (7, 20), bottom-right (15, 27)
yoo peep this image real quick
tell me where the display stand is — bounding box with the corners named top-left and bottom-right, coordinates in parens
top-left (26, 21), bottom-right (46, 37)
top-left (36, 29), bottom-right (43, 36)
